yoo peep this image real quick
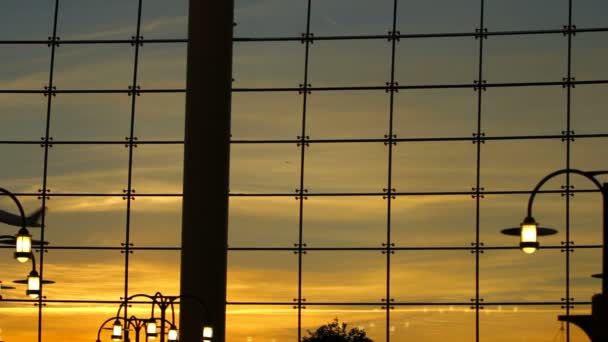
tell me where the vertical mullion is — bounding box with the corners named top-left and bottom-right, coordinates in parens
top-left (474, 1), bottom-right (486, 342)
top-left (124, 0), bottom-right (144, 323)
top-left (565, 0), bottom-right (574, 340)
top-left (37, 0), bottom-right (60, 340)
top-left (297, 1), bottom-right (313, 340)
top-left (386, 0), bottom-right (399, 341)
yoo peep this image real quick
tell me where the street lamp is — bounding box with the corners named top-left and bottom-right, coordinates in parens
top-left (503, 168), bottom-right (607, 341)
top-left (0, 187), bottom-right (33, 263)
top-left (96, 292), bottom-right (212, 342)
top-left (12, 254), bottom-right (54, 299)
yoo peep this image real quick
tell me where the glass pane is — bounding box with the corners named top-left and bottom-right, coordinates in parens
top-left (135, 93), bottom-right (185, 141)
top-left (571, 84), bottom-right (608, 134)
top-left (231, 91), bottom-right (302, 141)
top-left (303, 196), bottom-right (386, 248)
top-left (480, 193), bottom-right (565, 247)
top-left (234, 0), bottom-right (307, 38)
top-left (482, 86), bottom-right (566, 136)
top-left (309, 39), bottom-right (390, 87)
top-left (572, 31), bottom-right (608, 81)
top-left (307, 90), bottom-right (388, 139)
top-left (392, 195), bottom-right (475, 247)
top-left (574, 0), bottom-right (608, 28)
top-left (305, 142), bottom-right (387, 193)
top-left (0, 94), bottom-right (47, 141)
top-left (571, 137), bottom-right (608, 171)
top-left (43, 249), bottom-right (125, 301)
top-left (131, 144), bottom-right (183, 193)
top-left (47, 145), bottom-right (127, 193)
top-left (480, 249), bottom-right (565, 302)
top-left (392, 141), bottom-right (476, 192)
top-left (54, 44), bottom-right (134, 90)
top-left (138, 43), bottom-right (187, 89)
top-left (310, 0), bottom-right (393, 36)
top-left (229, 196), bottom-right (299, 248)
top-left (570, 247), bottom-right (601, 303)
top-left (230, 143), bottom-right (300, 194)
top-left (233, 42), bottom-right (304, 88)
top-left (0, 144), bottom-right (43, 193)
top-left (51, 93), bottom-right (132, 141)
top-left (480, 305), bottom-right (567, 342)
top-left (397, 0), bottom-right (478, 34)
top-left (394, 88), bottom-right (477, 139)
top-left (128, 250), bottom-right (180, 295)
top-left (485, 0), bottom-right (568, 31)
top-left (227, 251), bottom-right (297, 302)
top-left (484, 34), bottom-right (566, 83)
top-left (140, 0), bottom-right (188, 39)
top-left (302, 251), bottom-right (385, 303)
top-left (56, 0), bottom-right (138, 40)
top-left (226, 304), bottom-right (298, 342)
top-left (43, 303), bottom-right (118, 342)
top-left (302, 306), bottom-right (385, 342)
top-left (130, 196), bottom-right (181, 247)
top-left (0, 45), bottom-right (50, 90)
top-left (391, 250), bottom-right (475, 303)
top-left (481, 139), bottom-right (565, 191)
top-left (570, 190), bottom-right (603, 246)
top-left (43, 195), bottom-right (126, 247)
top-left (395, 37), bottom-right (478, 85)
top-left (0, 1), bottom-right (53, 40)
top-left (0, 304), bottom-right (38, 341)
top-left (390, 306), bottom-right (475, 342)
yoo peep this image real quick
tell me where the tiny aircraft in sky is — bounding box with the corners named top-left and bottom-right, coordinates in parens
top-left (0, 207), bottom-right (44, 228)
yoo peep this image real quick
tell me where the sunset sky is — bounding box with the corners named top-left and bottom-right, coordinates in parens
top-left (1, 0), bottom-right (607, 341)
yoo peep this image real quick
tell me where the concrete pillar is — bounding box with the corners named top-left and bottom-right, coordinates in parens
top-left (180, 0), bottom-right (233, 341)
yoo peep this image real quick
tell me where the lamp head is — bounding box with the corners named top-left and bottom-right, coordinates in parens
top-left (111, 319), bottom-right (123, 340)
top-left (520, 216), bottom-right (539, 254)
top-left (203, 325), bottom-right (213, 342)
top-left (14, 228), bottom-right (32, 263)
top-left (26, 269), bottom-right (40, 298)
top-left (146, 319), bottom-right (157, 339)
top-left (168, 324), bottom-right (178, 341)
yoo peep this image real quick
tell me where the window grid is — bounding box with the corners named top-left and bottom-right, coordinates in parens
top-left (0, 0), bottom-right (606, 341)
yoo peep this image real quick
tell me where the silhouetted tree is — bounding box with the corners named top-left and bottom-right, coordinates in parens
top-left (302, 318), bottom-right (373, 342)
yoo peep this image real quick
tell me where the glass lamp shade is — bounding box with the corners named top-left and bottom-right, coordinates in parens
top-left (26, 270), bottom-right (40, 298)
top-left (203, 326), bottom-right (213, 341)
top-left (146, 319), bottom-right (158, 339)
top-left (14, 228), bottom-right (32, 263)
top-left (111, 319), bottom-right (123, 340)
top-left (168, 326), bottom-right (178, 341)
top-left (520, 216), bottom-right (539, 254)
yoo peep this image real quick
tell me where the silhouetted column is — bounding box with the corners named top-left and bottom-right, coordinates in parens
top-left (180, 0), bottom-right (233, 341)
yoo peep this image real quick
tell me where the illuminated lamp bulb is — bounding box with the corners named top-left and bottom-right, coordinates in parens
top-left (26, 270), bottom-right (40, 298)
top-left (146, 319), bottom-right (158, 339)
top-left (520, 216), bottom-right (539, 254)
top-left (111, 319), bottom-right (123, 341)
top-left (168, 325), bottom-right (178, 341)
top-left (203, 325), bottom-right (213, 342)
top-left (14, 228), bottom-right (32, 263)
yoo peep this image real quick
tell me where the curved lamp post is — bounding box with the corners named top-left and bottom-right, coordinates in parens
top-left (0, 187), bottom-right (33, 263)
top-left (12, 253), bottom-right (54, 299)
top-left (502, 168), bottom-right (607, 341)
top-left (96, 292), bottom-right (212, 342)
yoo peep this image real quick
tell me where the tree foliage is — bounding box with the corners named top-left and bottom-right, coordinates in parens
top-left (302, 318), bottom-right (373, 342)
